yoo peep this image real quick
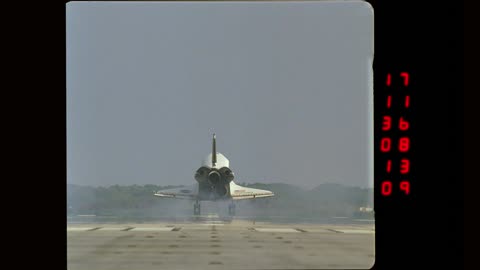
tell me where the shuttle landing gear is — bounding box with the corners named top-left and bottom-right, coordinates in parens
top-left (228, 202), bottom-right (236, 216)
top-left (194, 201), bottom-right (201, 215)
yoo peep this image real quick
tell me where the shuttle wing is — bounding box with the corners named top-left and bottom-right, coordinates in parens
top-left (154, 184), bottom-right (198, 200)
top-left (229, 181), bottom-right (274, 200)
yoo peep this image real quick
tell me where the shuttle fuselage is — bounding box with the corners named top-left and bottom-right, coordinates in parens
top-left (194, 135), bottom-right (235, 200)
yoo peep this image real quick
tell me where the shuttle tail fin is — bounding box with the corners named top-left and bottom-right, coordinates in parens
top-left (212, 133), bottom-right (217, 166)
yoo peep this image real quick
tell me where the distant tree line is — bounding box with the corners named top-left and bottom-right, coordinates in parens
top-left (67, 183), bottom-right (373, 219)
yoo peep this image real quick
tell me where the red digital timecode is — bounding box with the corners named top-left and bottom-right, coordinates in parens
top-left (381, 72), bottom-right (411, 196)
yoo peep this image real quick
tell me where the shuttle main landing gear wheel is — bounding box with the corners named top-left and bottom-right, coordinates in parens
top-left (194, 201), bottom-right (201, 215)
top-left (228, 202), bottom-right (236, 216)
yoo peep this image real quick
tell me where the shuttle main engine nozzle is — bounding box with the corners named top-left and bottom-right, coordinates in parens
top-left (208, 171), bottom-right (221, 185)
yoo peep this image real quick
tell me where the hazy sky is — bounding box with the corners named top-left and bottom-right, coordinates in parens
top-left (67, 1), bottom-right (374, 189)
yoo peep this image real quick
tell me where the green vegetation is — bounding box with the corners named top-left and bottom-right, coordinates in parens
top-left (67, 183), bottom-right (373, 219)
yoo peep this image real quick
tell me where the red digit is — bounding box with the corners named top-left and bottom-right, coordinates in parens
top-left (380, 138), bottom-right (391, 152)
top-left (405, 95), bottom-right (410, 108)
top-left (386, 73), bottom-right (392, 86)
top-left (386, 160), bottom-right (392, 173)
top-left (381, 181), bottom-right (392, 196)
top-left (382, 116), bottom-right (392, 131)
top-left (400, 72), bottom-right (409, 86)
top-left (399, 117), bottom-right (409, 131)
top-left (398, 137), bottom-right (410, 152)
top-left (400, 158), bottom-right (410, 174)
top-left (400, 181), bottom-right (410, 195)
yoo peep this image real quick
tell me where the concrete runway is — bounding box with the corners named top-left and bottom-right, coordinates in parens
top-left (67, 220), bottom-right (375, 270)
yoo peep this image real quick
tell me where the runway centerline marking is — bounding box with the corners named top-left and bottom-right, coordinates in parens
top-left (67, 227), bottom-right (95, 231)
top-left (326, 228), bottom-right (342, 233)
top-left (97, 227), bottom-right (129, 231)
top-left (253, 228), bottom-right (300, 233)
top-left (335, 229), bottom-right (375, 234)
top-left (130, 227), bottom-right (175, 231)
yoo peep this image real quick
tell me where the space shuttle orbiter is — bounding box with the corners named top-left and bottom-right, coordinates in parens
top-left (154, 134), bottom-right (274, 215)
